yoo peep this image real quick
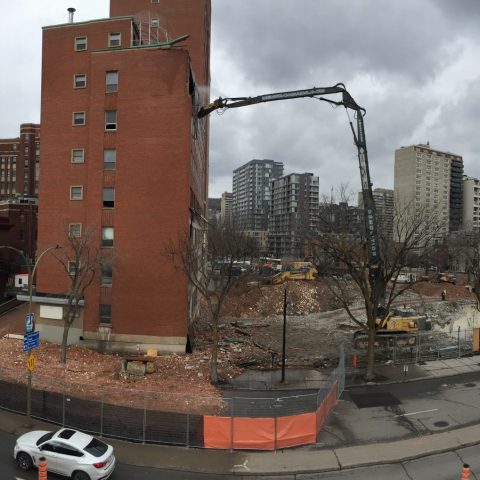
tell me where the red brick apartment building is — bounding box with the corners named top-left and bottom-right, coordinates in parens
top-left (0, 124), bottom-right (40, 198)
top-left (34, 0), bottom-right (211, 353)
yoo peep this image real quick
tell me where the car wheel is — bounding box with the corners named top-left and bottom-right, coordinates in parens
top-left (72, 470), bottom-right (91, 480)
top-left (16, 452), bottom-right (33, 471)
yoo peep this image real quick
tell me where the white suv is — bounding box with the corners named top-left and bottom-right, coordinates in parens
top-left (14, 428), bottom-right (115, 480)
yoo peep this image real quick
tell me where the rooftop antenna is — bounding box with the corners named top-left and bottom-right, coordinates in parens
top-left (67, 8), bottom-right (76, 24)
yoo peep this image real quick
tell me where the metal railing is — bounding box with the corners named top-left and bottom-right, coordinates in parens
top-left (351, 328), bottom-right (476, 366)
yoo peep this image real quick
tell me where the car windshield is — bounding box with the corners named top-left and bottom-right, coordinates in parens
top-left (83, 438), bottom-right (108, 457)
top-left (36, 432), bottom-right (54, 446)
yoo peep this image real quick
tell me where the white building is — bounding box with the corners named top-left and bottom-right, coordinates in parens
top-left (394, 143), bottom-right (463, 243)
top-left (463, 175), bottom-right (480, 230)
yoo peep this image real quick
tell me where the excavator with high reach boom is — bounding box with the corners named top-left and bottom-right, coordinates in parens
top-left (198, 83), bottom-right (416, 348)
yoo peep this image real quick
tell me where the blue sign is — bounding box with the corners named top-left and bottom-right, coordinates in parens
top-left (23, 331), bottom-right (40, 352)
top-left (25, 313), bottom-right (35, 334)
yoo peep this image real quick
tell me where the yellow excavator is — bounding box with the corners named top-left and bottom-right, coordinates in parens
top-left (271, 262), bottom-right (317, 284)
top-left (353, 307), bottom-right (431, 349)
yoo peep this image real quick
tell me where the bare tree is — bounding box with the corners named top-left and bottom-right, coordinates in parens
top-left (166, 221), bottom-right (258, 383)
top-left (53, 227), bottom-right (114, 364)
top-left (449, 228), bottom-right (480, 307)
top-left (311, 201), bottom-right (446, 380)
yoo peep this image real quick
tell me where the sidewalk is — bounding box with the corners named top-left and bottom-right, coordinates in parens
top-left (3, 356), bottom-right (480, 476)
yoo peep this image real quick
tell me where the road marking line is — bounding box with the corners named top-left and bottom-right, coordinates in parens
top-left (395, 408), bottom-right (438, 417)
top-left (233, 459), bottom-right (249, 471)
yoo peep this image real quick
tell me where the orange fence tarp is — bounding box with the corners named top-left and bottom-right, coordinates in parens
top-left (276, 412), bottom-right (316, 448)
top-left (204, 416), bottom-right (275, 450)
top-left (204, 379), bottom-right (339, 450)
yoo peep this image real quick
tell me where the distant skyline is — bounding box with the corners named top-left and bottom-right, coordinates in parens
top-left (2, 1), bottom-right (480, 198)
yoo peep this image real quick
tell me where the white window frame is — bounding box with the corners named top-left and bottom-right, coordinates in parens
top-left (68, 223), bottom-right (82, 238)
top-left (105, 110), bottom-right (117, 130)
top-left (105, 71), bottom-right (118, 93)
top-left (68, 261), bottom-right (79, 276)
top-left (74, 36), bottom-right (87, 51)
top-left (108, 32), bottom-right (121, 47)
top-left (71, 149), bottom-right (85, 163)
top-left (70, 185), bottom-right (84, 200)
top-left (101, 227), bottom-right (114, 247)
top-left (73, 74), bottom-right (87, 89)
top-left (103, 149), bottom-right (116, 170)
top-left (72, 112), bottom-right (86, 126)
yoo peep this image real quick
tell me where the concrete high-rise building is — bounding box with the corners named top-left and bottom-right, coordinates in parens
top-left (33, 0), bottom-right (211, 354)
top-left (232, 159), bottom-right (283, 231)
top-left (463, 175), bottom-right (480, 231)
top-left (358, 188), bottom-right (394, 240)
top-left (394, 143), bottom-right (463, 242)
top-left (0, 124), bottom-right (40, 198)
top-left (220, 191), bottom-right (232, 226)
top-left (269, 173), bottom-right (319, 258)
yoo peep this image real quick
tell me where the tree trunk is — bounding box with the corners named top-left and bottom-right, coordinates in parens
top-left (60, 321), bottom-right (71, 364)
top-left (365, 326), bottom-right (376, 380)
top-left (210, 313), bottom-right (219, 383)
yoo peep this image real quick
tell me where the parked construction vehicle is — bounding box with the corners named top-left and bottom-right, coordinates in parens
top-left (353, 307), bottom-right (431, 349)
top-left (437, 273), bottom-right (457, 285)
top-left (271, 263), bottom-right (318, 284)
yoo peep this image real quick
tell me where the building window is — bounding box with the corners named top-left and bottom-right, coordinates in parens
top-left (151, 0), bottom-right (160, 3)
top-left (73, 112), bottom-right (86, 126)
top-left (68, 223), bottom-right (82, 238)
top-left (102, 227), bottom-right (114, 247)
top-left (103, 149), bottom-right (116, 170)
top-left (108, 32), bottom-right (121, 47)
top-left (70, 186), bottom-right (83, 200)
top-left (74, 36), bottom-right (87, 51)
top-left (74, 74), bottom-right (86, 88)
top-left (103, 187), bottom-right (115, 208)
top-left (68, 261), bottom-right (78, 276)
top-left (105, 71), bottom-right (118, 93)
top-left (99, 304), bottom-right (112, 324)
top-left (101, 265), bottom-right (113, 285)
top-left (71, 149), bottom-right (85, 163)
top-left (105, 110), bottom-right (117, 130)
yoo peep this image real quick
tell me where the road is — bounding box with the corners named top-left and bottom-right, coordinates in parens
top-left (321, 370), bottom-right (480, 447)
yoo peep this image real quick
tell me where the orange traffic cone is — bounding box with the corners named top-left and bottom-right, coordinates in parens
top-left (461, 463), bottom-right (470, 480)
top-left (38, 456), bottom-right (47, 479)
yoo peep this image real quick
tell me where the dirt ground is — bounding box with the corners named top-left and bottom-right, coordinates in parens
top-left (0, 277), bottom-right (476, 410)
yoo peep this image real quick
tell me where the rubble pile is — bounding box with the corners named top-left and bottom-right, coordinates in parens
top-left (0, 276), bottom-right (477, 412)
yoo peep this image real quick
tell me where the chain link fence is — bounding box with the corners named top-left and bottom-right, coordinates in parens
top-left (350, 328), bottom-right (476, 366)
top-left (0, 353), bottom-right (345, 450)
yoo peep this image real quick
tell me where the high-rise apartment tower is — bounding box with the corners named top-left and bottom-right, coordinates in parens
top-left (269, 173), bottom-right (319, 258)
top-left (394, 143), bottom-right (463, 242)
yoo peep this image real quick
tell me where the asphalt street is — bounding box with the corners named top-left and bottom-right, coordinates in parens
top-left (320, 370), bottom-right (480, 448)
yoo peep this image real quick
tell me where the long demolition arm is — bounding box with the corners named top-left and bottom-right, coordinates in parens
top-left (198, 83), bottom-right (381, 275)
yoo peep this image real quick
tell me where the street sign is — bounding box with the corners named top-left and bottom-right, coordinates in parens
top-left (26, 353), bottom-right (36, 372)
top-left (25, 313), bottom-right (35, 334)
top-left (23, 331), bottom-right (40, 352)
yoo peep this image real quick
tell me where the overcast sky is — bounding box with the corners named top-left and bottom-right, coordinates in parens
top-left (2, 1), bottom-right (480, 200)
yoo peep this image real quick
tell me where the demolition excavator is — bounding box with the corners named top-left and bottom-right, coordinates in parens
top-left (198, 83), bottom-right (416, 348)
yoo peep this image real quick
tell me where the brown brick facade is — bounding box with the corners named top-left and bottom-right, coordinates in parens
top-left (36, 1), bottom-right (210, 353)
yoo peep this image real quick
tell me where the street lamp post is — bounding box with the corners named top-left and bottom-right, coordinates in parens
top-left (0, 244), bottom-right (60, 427)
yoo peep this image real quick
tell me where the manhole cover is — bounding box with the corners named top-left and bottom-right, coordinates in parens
top-left (434, 421), bottom-right (449, 428)
top-left (349, 392), bottom-right (401, 409)
top-left (464, 383), bottom-right (476, 387)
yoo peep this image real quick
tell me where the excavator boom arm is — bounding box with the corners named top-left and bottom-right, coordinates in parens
top-left (197, 83), bottom-right (381, 273)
